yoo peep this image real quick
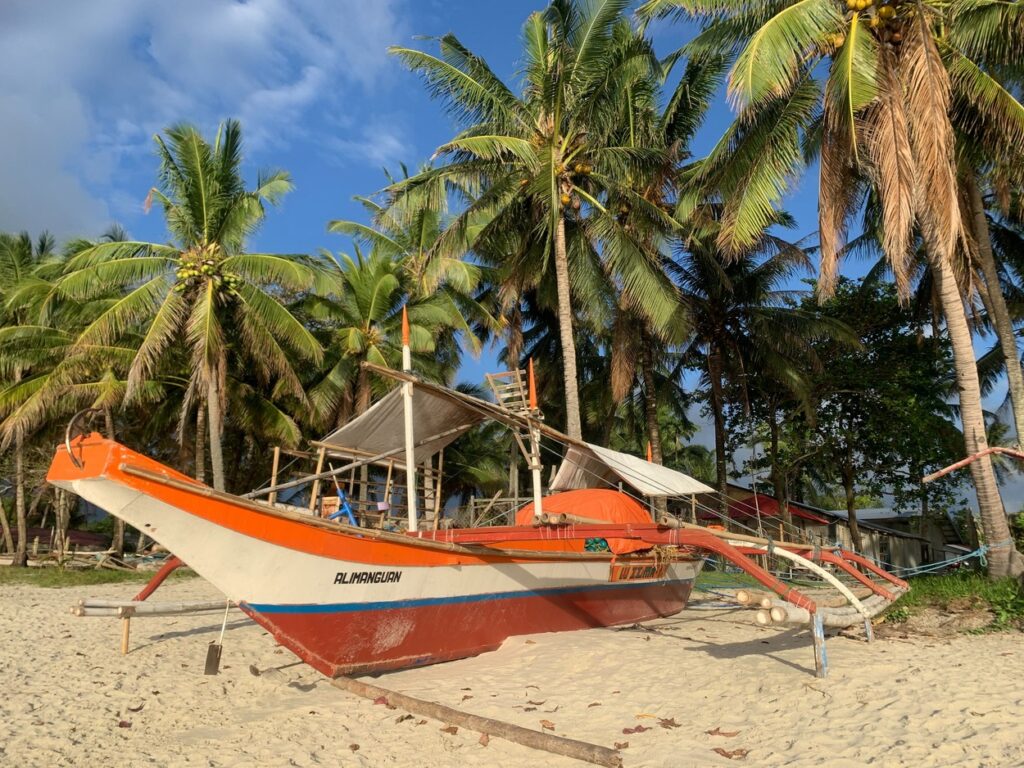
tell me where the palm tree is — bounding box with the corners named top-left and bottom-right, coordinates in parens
top-left (299, 249), bottom-right (473, 429)
top-left (390, 1), bottom-right (679, 439)
top-left (606, 51), bottom-right (723, 462)
top-left (0, 231), bottom-right (56, 566)
top-left (672, 217), bottom-right (842, 520)
top-left (57, 120), bottom-right (329, 491)
top-left (643, 0), bottom-right (1024, 577)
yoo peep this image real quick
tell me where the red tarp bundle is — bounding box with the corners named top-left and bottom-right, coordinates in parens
top-left (517, 489), bottom-right (653, 554)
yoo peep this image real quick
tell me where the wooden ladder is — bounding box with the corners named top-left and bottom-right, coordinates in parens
top-left (484, 369), bottom-right (532, 415)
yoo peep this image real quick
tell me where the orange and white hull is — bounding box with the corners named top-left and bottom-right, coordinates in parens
top-left (48, 435), bottom-right (701, 676)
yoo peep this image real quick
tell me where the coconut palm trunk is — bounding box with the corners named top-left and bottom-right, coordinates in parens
top-left (767, 411), bottom-right (793, 531)
top-left (104, 407), bottom-right (125, 557)
top-left (0, 499), bottom-right (13, 555)
top-left (965, 175), bottom-right (1024, 445)
top-left (195, 406), bottom-right (206, 483)
top-left (12, 430), bottom-right (28, 567)
top-left (707, 348), bottom-right (729, 518)
top-left (639, 343), bottom-right (663, 465)
top-left (932, 254), bottom-right (1023, 578)
top-left (207, 379), bottom-right (226, 492)
top-left (841, 446), bottom-right (863, 553)
top-left (553, 215), bottom-right (583, 440)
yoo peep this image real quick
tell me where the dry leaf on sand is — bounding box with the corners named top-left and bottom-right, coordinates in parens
top-left (712, 747), bottom-right (750, 760)
top-left (706, 727), bottom-right (740, 737)
top-left (622, 725), bottom-right (651, 735)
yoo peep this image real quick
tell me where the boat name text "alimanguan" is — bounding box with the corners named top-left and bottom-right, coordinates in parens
top-left (334, 570), bottom-right (403, 585)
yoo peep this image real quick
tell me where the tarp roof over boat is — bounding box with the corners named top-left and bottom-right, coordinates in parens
top-left (325, 367), bottom-right (713, 499)
top-left (318, 386), bottom-right (485, 465)
top-left (551, 442), bottom-right (714, 498)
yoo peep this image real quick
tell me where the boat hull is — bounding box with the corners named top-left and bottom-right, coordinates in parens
top-left (48, 435), bottom-right (701, 676)
top-left (243, 577), bottom-right (693, 676)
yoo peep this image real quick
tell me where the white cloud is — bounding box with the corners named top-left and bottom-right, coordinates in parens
top-left (0, 0), bottom-right (405, 239)
top-left (325, 120), bottom-right (410, 170)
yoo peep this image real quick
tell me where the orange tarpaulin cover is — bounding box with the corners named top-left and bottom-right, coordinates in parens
top-left (516, 489), bottom-right (653, 555)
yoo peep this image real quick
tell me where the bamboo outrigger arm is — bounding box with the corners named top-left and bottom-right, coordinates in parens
top-left (922, 446), bottom-right (1024, 484)
top-left (732, 542), bottom-right (871, 617)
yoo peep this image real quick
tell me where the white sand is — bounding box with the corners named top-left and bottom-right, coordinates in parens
top-left (2, 578), bottom-right (1022, 768)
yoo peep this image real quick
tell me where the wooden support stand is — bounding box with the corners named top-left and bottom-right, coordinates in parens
top-left (812, 613), bottom-right (828, 679)
top-left (121, 615), bottom-right (131, 656)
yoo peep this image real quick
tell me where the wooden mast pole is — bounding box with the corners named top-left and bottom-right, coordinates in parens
top-left (528, 359), bottom-right (543, 519)
top-left (268, 446), bottom-right (281, 505)
top-left (402, 307), bottom-right (419, 532)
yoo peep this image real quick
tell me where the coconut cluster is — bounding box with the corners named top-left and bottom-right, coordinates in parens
top-left (840, 0), bottom-right (903, 43)
top-left (173, 245), bottom-right (243, 299)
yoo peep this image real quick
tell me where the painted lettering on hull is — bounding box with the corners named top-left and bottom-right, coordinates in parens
top-left (609, 561), bottom-right (669, 582)
top-left (334, 571), bottom-right (403, 585)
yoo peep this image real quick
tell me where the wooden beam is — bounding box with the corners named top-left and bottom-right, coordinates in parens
top-left (330, 676), bottom-right (622, 768)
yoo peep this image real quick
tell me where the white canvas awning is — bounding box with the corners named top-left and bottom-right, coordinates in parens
top-left (319, 386), bottom-right (484, 465)
top-left (550, 442), bottom-right (714, 498)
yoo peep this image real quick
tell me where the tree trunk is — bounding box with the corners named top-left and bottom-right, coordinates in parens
top-left (768, 409), bottom-right (793, 532)
top-left (707, 349), bottom-right (729, 519)
top-left (639, 340), bottom-right (667, 516)
top-left (553, 215), bottom-right (583, 440)
top-left (103, 407), bottom-right (125, 558)
top-left (12, 430), bottom-right (28, 567)
top-left (639, 341), bottom-right (663, 465)
top-left (931, 253), bottom-right (1024, 578)
top-left (195, 406), bottom-right (207, 484)
top-left (966, 174), bottom-right (1024, 445)
top-left (841, 446), bottom-right (863, 553)
top-left (207, 378), bottom-right (226, 492)
top-left (506, 303), bottom-right (523, 370)
top-left (0, 498), bottom-right (13, 554)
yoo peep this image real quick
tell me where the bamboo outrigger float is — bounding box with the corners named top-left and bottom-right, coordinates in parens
top-left (47, 314), bottom-right (906, 679)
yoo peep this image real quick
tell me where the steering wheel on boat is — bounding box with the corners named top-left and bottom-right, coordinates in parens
top-left (64, 407), bottom-right (103, 469)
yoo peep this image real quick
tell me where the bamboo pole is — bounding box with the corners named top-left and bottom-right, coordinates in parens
top-left (329, 676), bottom-right (622, 768)
top-left (268, 446), bottom-right (281, 505)
top-left (309, 446), bottom-right (326, 513)
top-left (70, 601), bottom-right (234, 618)
top-left (432, 449), bottom-right (444, 532)
top-left (383, 460), bottom-right (394, 508)
top-left (921, 445), bottom-right (1024, 484)
top-left (401, 307), bottom-right (418, 533)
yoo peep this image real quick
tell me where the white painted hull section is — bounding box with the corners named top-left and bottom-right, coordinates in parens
top-left (58, 477), bottom-right (700, 607)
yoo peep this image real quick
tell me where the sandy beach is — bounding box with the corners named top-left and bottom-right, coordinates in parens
top-left (1, 577), bottom-right (1022, 768)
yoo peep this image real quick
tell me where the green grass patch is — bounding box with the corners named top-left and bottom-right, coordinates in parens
top-left (885, 571), bottom-right (1024, 631)
top-left (0, 564), bottom-right (197, 589)
top-left (695, 569), bottom-right (761, 591)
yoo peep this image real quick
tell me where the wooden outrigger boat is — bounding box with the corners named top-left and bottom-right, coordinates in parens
top-left (46, 318), bottom-right (907, 679)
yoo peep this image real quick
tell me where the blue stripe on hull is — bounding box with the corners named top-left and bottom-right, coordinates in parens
top-left (248, 577), bottom-right (695, 615)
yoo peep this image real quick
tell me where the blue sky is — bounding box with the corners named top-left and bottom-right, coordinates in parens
top-left (0, 0), bottom-right (1016, 511)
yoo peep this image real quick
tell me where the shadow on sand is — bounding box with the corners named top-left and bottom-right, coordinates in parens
top-left (613, 614), bottom-right (816, 675)
top-left (135, 616), bottom-right (254, 652)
